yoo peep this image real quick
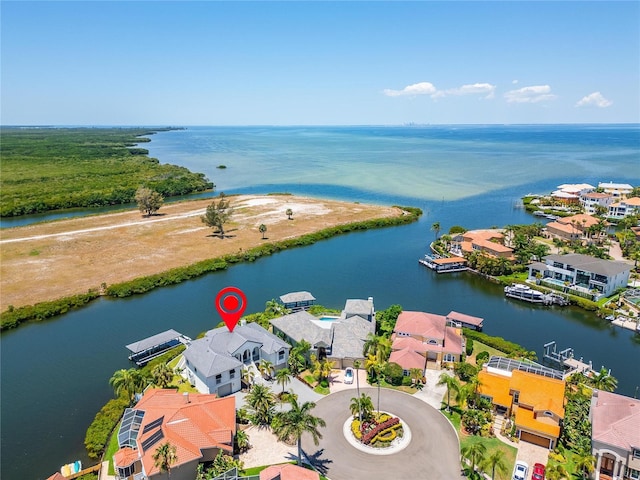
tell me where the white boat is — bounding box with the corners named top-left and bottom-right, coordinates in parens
top-left (504, 283), bottom-right (546, 303)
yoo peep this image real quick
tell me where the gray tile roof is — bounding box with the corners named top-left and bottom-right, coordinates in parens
top-left (330, 315), bottom-right (372, 359)
top-left (183, 340), bottom-right (243, 377)
top-left (344, 299), bottom-right (373, 317)
top-left (270, 311), bottom-right (332, 347)
top-left (544, 253), bottom-right (632, 277)
top-left (279, 291), bottom-right (316, 303)
top-left (184, 323), bottom-right (289, 377)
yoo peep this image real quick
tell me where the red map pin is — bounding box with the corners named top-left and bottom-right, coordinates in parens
top-left (215, 286), bottom-right (247, 332)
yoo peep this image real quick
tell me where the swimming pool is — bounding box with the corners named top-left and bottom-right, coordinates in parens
top-left (319, 316), bottom-right (340, 322)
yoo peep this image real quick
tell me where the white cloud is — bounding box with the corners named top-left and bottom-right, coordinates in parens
top-left (445, 83), bottom-right (496, 99)
top-left (575, 91), bottom-right (612, 108)
top-left (512, 79), bottom-right (519, 84)
top-left (504, 85), bottom-right (557, 103)
top-left (384, 81), bottom-right (495, 99)
top-left (383, 82), bottom-right (437, 97)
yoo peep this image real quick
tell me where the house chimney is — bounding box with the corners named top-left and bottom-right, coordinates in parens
top-left (240, 318), bottom-right (246, 327)
top-left (183, 391), bottom-right (190, 404)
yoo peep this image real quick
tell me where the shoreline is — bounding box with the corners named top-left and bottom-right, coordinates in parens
top-left (0, 195), bottom-right (421, 330)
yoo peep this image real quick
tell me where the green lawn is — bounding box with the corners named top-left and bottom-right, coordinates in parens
top-left (104, 427), bottom-right (120, 475)
top-left (469, 341), bottom-right (507, 365)
top-left (442, 409), bottom-right (517, 480)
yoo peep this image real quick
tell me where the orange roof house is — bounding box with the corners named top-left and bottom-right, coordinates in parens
top-left (391, 311), bottom-right (463, 370)
top-left (260, 464), bottom-right (320, 480)
top-left (478, 367), bottom-right (565, 449)
top-left (113, 389), bottom-right (236, 480)
top-left (456, 230), bottom-right (514, 259)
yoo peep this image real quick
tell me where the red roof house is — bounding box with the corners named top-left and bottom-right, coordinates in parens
top-left (260, 464), bottom-right (320, 480)
top-left (113, 389), bottom-right (235, 480)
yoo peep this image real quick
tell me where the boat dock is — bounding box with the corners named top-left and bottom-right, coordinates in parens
top-left (419, 254), bottom-right (468, 273)
top-left (126, 329), bottom-right (191, 366)
top-left (543, 341), bottom-right (593, 378)
top-left (504, 283), bottom-right (569, 306)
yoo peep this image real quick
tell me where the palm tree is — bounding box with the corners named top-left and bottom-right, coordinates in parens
top-left (289, 339), bottom-right (311, 374)
top-left (350, 393), bottom-right (374, 422)
top-left (362, 333), bottom-right (391, 362)
top-left (152, 441), bottom-right (177, 478)
top-left (310, 354), bottom-right (332, 383)
top-left (286, 208), bottom-right (293, 220)
top-left (151, 362), bottom-right (174, 388)
top-left (258, 359), bottom-right (274, 380)
top-left (545, 463), bottom-right (569, 480)
top-left (409, 367), bottom-right (424, 389)
top-left (431, 221), bottom-right (441, 240)
top-left (574, 452), bottom-right (596, 479)
top-left (259, 223), bottom-right (267, 239)
top-left (437, 372), bottom-right (460, 411)
top-left (461, 442), bottom-right (487, 476)
top-left (483, 450), bottom-right (508, 480)
top-left (272, 396), bottom-right (326, 464)
top-left (275, 367), bottom-right (292, 394)
top-left (591, 367), bottom-right (618, 392)
top-left (365, 355), bottom-right (387, 417)
top-left (241, 366), bottom-right (255, 389)
top-left (110, 368), bottom-right (145, 402)
top-left (245, 384), bottom-right (276, 425)
top-left (234, 430), bottom-right (250, 453)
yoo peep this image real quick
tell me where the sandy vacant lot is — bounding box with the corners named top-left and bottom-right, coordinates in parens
top-left (0, 195), bottom-right (402, 309)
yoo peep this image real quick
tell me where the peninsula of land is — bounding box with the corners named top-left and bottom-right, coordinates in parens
top-left (0, 195), bottom-right (406, 311)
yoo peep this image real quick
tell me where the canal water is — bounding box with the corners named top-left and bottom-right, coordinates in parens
top-left (1, 125), bottom-right (639, 479)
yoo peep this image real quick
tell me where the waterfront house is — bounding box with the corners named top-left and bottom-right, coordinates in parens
top-left (478, 365), bottom-right (565, 449)
top-left (113, 389), bottom-right (235, 480)
top-left (446, 310), bottom-right (484, 331)
top-left (260, 464), bottom-right (320, 480)
top-left (391, 311), bottom-right (463, 371)
top-left (528, 253), bottom-right (631, 300)
top-left (181, 322), bottom-right (290, 396)
top-left (590, 390), bottom-right (640, 480)
top-left (551, 183), bottom-right (595, 204)
top-left (453, 230), bottom-right (514, 259)
top-left (599, 182), bottom-right (634, 199)
top-left (279, 291), bottom-right (316, 311)
top-left (608, 197), bottom-right (640, 220)
top-left (580, 192), bottom-right (614, 215)
top-left (545, 213), bottom-right (601, 242)
top-left (271, 297), bottom-right (376, 369)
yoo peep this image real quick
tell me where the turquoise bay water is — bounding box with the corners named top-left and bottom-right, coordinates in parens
top-left (1, 125), bottom-right (640, 480)
top-left (146, 125), bottom-right (640, 202)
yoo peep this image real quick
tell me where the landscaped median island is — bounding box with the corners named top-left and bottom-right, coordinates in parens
top-left (0, 195), bottom-right (421, 329)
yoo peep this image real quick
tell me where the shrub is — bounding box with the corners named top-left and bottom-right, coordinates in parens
top-left (475, 351), bottom-right (490, 363)
top-left (384, 362), bottom-right (404, 386)
top-left (84, 394), bottom-right (129, 459)
top-left (462, 329), bottom-right (533, 359)
top-left (401, 376), bottom-right (412, 386)
top-left (465, 338), bottom-right (474, 356)
top-left (362, 417), bottom-right (400, 445)
top-left (454, 362), bottom-right (479, 382)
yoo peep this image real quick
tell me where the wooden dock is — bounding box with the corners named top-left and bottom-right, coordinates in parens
top-left (543, 341), bottom-right (593, 378)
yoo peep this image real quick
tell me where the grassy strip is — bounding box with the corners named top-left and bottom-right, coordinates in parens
top-left (1, 206), bottom-right (421, 330)
top-left (0, 291), bottom-right (100, 330)
top-left (0, 127), bottom-right (213, 217)
top-left (462, 328), bottom-right (535, 359)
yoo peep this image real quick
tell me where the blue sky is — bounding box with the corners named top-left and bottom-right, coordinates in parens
top-left (1, 1), bottom-right (639, 125)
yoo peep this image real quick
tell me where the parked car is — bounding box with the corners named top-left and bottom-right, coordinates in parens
top-left (512, 461), bottom-right (529, 480)
top-left (344, 367), bottom-right (354, 384)
top-left (532, 462), bottom-right (545, 480)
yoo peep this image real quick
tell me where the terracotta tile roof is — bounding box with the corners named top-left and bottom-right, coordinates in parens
top-left (46, 473), bottom-right (66, 480)
top-left (478, 371), bottom-right (513, 407)
top-left (433, 256), bottom-right (467, 265)
top-left (546, 221), bottom-right (577, 234)
top-left (443, 328), bottom-right (463, 355)
top-left (114, 389), bottom-right (235, 477)
top-left (391, 335), bottom-right (429, 353)
top-left (592, 391), bottom-right (640, 451)
top-left (394, 311), bottom-right (446, 339)
top-left (389, 347), bottom-right (426, 371)
top-left (557, 213), bottom-right (599, 228)
top-left (515, 407), bottom-right (560, 438)
top-left (624, 196), bottom-right (640, 206)
top-left (260, 464), bottom-right (320, 480)
top-left (463, 230), bottom-right (505, 242)
top-left (582, 192), bottom-right (612, 199)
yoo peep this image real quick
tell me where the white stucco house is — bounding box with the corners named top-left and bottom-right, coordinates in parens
top-left (528, 253), bottom-right (631, 300)
top-left (180, 322), bottom-right (290, 397)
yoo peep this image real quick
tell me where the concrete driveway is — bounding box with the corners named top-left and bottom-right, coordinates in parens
top-left (301, 387), bottom-right (463, 480)
top-left (515, 441), bottom-right (549, 479)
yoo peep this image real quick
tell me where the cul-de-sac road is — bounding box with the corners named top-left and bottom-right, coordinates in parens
top-left (302, 387), bottom-right (463, 480)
